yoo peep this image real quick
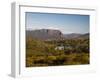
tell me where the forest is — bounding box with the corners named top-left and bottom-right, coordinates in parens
top-left (26, 37), bottom-right (89, 67)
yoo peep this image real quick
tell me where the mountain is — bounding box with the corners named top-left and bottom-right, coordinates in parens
top-left (63, 33), bottom-right (89, 39)
top-left (26, 29), bottom-right (89, 40)
top-left (26, 29), bottom-right (63, 40)
top-left (77, 33), bottom-right (89, 39)
top-left (63, 33), bottom-right (82, 39)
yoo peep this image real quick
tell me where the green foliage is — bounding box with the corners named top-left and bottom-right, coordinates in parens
top-left (26, 37), bottom-right (89, 67)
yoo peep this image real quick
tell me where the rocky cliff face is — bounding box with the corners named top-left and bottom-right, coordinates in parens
top-left (26, 29), bottom-right (63, 40)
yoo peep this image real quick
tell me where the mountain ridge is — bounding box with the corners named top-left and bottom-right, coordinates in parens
top-left (26, 29), bottom-right (89, 40)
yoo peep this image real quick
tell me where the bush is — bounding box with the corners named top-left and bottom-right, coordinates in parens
top-left (26, 37), bottom-right (89, 67)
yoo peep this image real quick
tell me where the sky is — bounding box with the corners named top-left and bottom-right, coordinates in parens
top-left (26, 12), bottom-right (89, 34)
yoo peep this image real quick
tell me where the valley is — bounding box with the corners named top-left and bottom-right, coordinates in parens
top-left (26, 29), bottom-right (89, 67)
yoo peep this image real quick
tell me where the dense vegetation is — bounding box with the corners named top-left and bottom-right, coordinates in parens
top-left (26, 37), bottom-right (89, 67)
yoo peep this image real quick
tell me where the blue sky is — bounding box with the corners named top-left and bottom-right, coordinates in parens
top-left (26, 12), bottom-right (89, 34)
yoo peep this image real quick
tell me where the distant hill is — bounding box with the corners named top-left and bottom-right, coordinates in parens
top-left (63, 33), bottom-right (82, 39)
top-left (26, 29), bottom-right (89, 40)
top-left (77, 33), bottom-right (89, 39)
top-left (63, 33), bottom-right (89, 39)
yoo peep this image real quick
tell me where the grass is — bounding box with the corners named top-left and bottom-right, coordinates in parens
top-left (26, 38), bottom-right (89, 67)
